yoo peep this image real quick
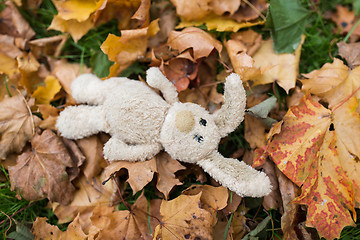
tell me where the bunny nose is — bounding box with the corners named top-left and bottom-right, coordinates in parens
top-left (175, 110), bottom-right (195, 133)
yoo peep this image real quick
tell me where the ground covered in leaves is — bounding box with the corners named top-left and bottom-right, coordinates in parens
top-left (1, 0), bottom-right (360, 239)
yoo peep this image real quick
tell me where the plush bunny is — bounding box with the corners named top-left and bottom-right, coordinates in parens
top-left (56, 67), bottom-right (272, 197)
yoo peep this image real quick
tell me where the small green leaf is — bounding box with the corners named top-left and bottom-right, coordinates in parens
top-left (266, 0), bottom-right (308, 53)
top-left (7, 224), bottom-right (34, 240)
top-left (242, 216), bottom-right (271, 240)
top-left (247, 96), bottom-right (277, 119)
top-left (90, 50), bottom-right (114, 78)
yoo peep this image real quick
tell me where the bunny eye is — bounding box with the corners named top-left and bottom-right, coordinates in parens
top-left (199, 118), bottom-right (207, 126)
top-left (193, 134), bottom-right (204, 143)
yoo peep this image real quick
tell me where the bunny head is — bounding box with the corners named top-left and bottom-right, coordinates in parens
top-left (160, 102), bottom-right (221, 164)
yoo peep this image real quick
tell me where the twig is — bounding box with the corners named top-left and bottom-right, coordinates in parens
top-left (243, 0), bottom-right (266, 21)
top-left (0, 202), bottom-right (35, 226)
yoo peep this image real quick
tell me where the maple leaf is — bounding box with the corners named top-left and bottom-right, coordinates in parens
top-left (9, 130), bottom-right (77, 204)
top-left (252, 38), bottom-right (304, 93)
top-left (52, 0), bottom-right (106, 22)
top-left (32, 214), bottom-right (87, 240)
top-left (301, 58), bottom-right (360, 108)
top-left (167, 27), bottom-right (222, 60)
top-left (257, 94), bottom-right (360, 239)
top-left (331, 5), bottom-right (360, 39)
top-left (103, 152), bottom-right (185, 198)
top-left (153, 193), bottom-right (216, 239)
top-left (0, 95), bottom-right (40, 159)
top-left (89, 192), bottom-right (161, 240)
top-left (101, 19), bottom-right (159, 77)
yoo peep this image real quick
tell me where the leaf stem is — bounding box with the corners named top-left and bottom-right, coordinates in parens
top-left (344, 18), bottom-right (360, 42)
top-left (4, 76), bottom-right (12, 97)
top-left (332, 84), bottom-right (360, 112)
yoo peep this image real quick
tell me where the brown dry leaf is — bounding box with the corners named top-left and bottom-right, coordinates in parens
top-left (153, 193), bottom-right (216, 239)
top-left (0, 1), bottom-right (35, 40)
top-left (156, 152), bottom-right (186, 199)
top-left (32, 214), bottom-right (87, 240)
top-left (337, 41), bottom-right (360, 69)
top-left (90, 192), bottom-right (160, 240)
top-left (261, 160), bottom-right (282, 211)
top-left (170, 0), bottom-right (211, 21)
top-left (0, 74), bottom-right (19, 101)
top-left (101, 19), bottom-right (159, 77)
top-left (331, 5), bottom-right (360, 40)
top-left (231, 0), bottom-right (267, 22)
top-left (52, 174), bottom-right (115, 232)
top-left (131, 0), bottom-right (151, 27)
top-left (0, 34), bottom-right (23, 58)
top-left (104, 158), bottom-right (157, 194)
top-left (9, 130), bottom-right (76, 204)
top-left (48, 15), bottom-right (95, 43)
top-left (301, 58), bottom-right (360, 108)
top-left (163, 58), bottom-right (199, 91)
top-left (38, 104), bottom-right (60, 130)
top-left (29, 35), bottom-right (68, 58)
top-left (77, 135), bottom-right (107, 181)
top-left (211, 0), bottom-right (241, 15)
top-left (0, 51), bottom-right (18, 76)
top-left (252, 38), bottom-right (304, 93)
top-left (0, 95), bottom-right (40, 159)
top-left (167, 27), bottom-right (222, 60)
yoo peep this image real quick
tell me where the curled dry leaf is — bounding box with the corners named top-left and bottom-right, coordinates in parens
top-left (257, 94), bottom-right (360, 239)
top-left (32, 214), bottom-right (87, 240)
top-left (153, 193), bottom-right (216, 239)
top-left (252, 38), bottom-right (304, 93)
top-left (32, 76), bottom-right (62, 104)
top-left (9, 130), bottom-right (76, 204)
top-left (167, 27), bottom-right (222, 60)
top-left (301, 58), bottom-right (360, 108)
top-left (89, 192), bottom-right (161, 240)
top-left (0, 95), bottom-right (40, 159)
top-left (101, 19), bottom-right (159, 77)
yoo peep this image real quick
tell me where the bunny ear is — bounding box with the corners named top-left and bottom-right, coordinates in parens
top-left (213, 73), bottom-right (246, 138)
top-left (197, 152), bottom-right (272, 197)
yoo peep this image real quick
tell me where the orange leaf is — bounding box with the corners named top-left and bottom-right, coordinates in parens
top-left (261, 94), bottom-right (360, 239)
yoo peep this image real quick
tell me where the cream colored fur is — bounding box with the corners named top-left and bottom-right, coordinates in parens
top-left (56, 67), bottom-right (272, 197)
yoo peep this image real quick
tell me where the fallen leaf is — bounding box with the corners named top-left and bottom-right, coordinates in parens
top-left (0, 1), bottom-right (35, 40)
top-left (153, 193), bottom-right (216, 239)
top-left (259, 94), bottom-right (360, 239)
top-left (90, 192), bottom-right (160, 240)
top-left (52, 174), bottom-right (116, 232)
top-left (261, 160), bottom-right (281, 211)
top-left (0, 51), bottom-right (18, 76)
top-left (337, 41), bottom-right (360, 69)
top-left (163, 58), bottom-right (199, 91)
top-left (32, 76), bottom-right (61, 104)
top-left (77, 135), bottom-right (107, 181)
top-left (103, 158), bottom-right (157, 194)
top-left (155, 152), bottom-right (186, 199)
top-left (101, 19), bottom-right (159, 77)
top-left (177, 15), bottom-right (265, 32)
top-left (0, 95), bottom-right (40, 159)
top-left (0, 34), bottom-right (23, 58)
top-left (244, 115), bottom-right (266, 149)
top-left (9, 130), bottom-right (76, 204)
top-left (131, 0), bottom-right (151, 27)
top-left (301, 58), bottom-right (360, 108)
top-left (211, 0), bottom-right (240, 15)
top-left (170, 0), bottom-right (211, 21)
top-left (52, 0), bottom-right (105, 22)
top-left (167, 27), bottom-right (222, 60)
top-left (252, 37), bottom-right (304, 93)
top-left (48, 15), bottom-right (95, 43)
top-left (32, 214), bottom-right (87, 240)
top-left (231, 0), bottom-right (267, 22)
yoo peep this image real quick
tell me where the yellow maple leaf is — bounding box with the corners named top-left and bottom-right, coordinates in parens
top-left (101, 19), bottom-right (159, 77)
top-left (0, 52), bottom-right (18, 75)
top-left (52, 0), bottom-right (106, 22)
top-left (32, 76), bottom-right (61, 104)
top-left (48, 15), bottom-right (94, 43)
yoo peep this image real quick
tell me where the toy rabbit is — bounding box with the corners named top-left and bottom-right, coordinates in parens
top-left (56, 67), bottom-right (272, 197)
